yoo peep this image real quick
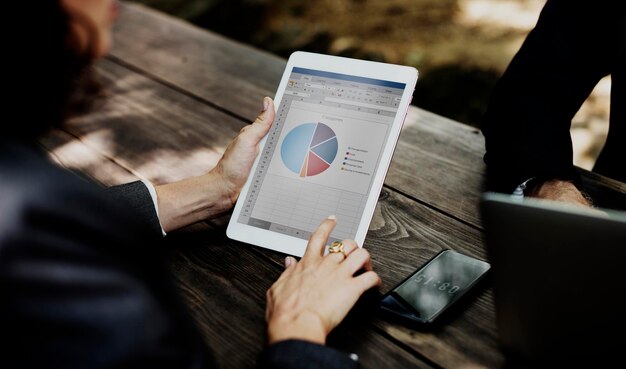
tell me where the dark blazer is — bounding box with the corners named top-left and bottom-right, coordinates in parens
top-left (481, 0), bottom-right (626, 193)
top-left (0, 139), bottom-right (357, 369)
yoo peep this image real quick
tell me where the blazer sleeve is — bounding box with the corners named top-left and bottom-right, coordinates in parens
top-left (106, 180), bottom-right (164, 237)
top-left (257, 340), bottom-right (359, 369)
top-left (0, 174), bottom-right (213, 369)
top-left (480, 0), bottom-right (616, 193)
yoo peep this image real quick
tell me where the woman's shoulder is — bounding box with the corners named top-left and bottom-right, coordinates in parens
top-left (0, 139), bottom-right (157, 263)
top-left (0, 140), bottom-right (142, 245)
top-left (0, 140), bottom-right (105, 212)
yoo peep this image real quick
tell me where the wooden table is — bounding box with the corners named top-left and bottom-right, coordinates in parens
top-left (39, 3), bottom-right (626, 369)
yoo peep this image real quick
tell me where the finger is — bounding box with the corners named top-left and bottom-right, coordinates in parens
top-left (245, 97), bottom-right (275, 142)
top-left (302, 216), bottom-right (337, 263)
top-left (325, 249), bottom-right (347, 263)
top-left (275, 257), bottom-right (297, 282)
top-left (340, 248), bottom-right (374, 275)
top-left (284, 256), bottom-right (297, 269)
top-left (341, 239), bottom-right (359, 255)
top-left (351, 271), bottom-right (382, 295)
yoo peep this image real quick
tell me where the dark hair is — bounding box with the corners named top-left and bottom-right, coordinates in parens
top-left (6, 1), bottom-right (101, 140)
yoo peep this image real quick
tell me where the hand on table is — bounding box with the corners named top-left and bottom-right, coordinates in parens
top-left (265, 216), bottom-right (382, 345)
top-left (528, 179), bottom-right (592, 207)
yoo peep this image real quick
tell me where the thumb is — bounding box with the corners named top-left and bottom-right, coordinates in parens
top-left (259, 97), bottom-right (275, 123)
top-left (245, 97), bottom-right (274, 142)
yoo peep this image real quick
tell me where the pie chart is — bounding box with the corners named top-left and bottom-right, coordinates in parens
top-left (281, 122), bottom-right (338, 177)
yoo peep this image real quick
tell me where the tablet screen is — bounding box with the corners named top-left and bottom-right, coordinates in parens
top-left (237, 67), bottom-right (406, 244)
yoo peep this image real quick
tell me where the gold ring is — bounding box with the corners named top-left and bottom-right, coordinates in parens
top-left (329, 241), bottom-right (346, 258)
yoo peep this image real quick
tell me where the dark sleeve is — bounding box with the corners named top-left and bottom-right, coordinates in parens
top-left (257, 340), bottom-right (359, 369)
top-left (106, 180), bottom-right (163, 237)
top-left (480, 0), bottom-right (616, 193)
top-left (0, 179), bottom-right (212, 369)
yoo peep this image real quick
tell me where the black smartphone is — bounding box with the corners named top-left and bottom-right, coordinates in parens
top-left (379, 249), bottom-right (490, 325)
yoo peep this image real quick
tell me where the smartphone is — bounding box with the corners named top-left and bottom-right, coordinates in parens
top-left (379, 249), bottom-right (490, 325)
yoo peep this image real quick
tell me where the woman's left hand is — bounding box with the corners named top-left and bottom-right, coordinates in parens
top-left (213, 97), bottom-right (275, 206)
top-left (154, 97), bottom-right (274, 232)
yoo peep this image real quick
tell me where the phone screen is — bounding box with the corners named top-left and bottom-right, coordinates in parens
top-left (380, 250), bottom-right (490, 324)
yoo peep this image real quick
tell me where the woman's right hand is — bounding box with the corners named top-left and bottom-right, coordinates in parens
top-left (265, 216), bottom-right (381, 345)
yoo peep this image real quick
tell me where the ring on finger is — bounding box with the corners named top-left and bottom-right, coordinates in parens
top-left (328, 241), bottom-right (347, 259)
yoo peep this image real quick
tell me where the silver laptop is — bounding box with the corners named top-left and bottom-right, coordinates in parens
top-left (480, 192), bottom-right (626, 367)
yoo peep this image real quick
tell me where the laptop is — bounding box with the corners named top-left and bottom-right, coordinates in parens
top-left (480, 192), bottom-right (626, 367)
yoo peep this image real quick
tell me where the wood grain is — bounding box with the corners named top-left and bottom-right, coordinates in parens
top-left (67, 58), bottom-right (248, 184)
top-left (388, 108), bottom-right (487, 228)
top-left (38, 129), bottom-right (138, 185)
top-left (110, 2), bottom-right (284, 121)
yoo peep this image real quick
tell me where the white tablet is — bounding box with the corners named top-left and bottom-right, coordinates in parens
top-left (227, 51), bottom-right (418, 256)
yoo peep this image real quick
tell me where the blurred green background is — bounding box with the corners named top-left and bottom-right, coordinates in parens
top-left (131, 0), bottom-right (610, 169)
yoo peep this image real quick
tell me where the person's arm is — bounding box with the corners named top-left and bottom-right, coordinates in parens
top-left (258, 217), bottom-right (381, 368)
top-left (527, 179), bottom-right (592, 207)
top-left (481, 0), bottom-right (615, 198)
top-left (257, 340), bottom-right (359, 369)
top-left (155, 97), bottom-right (275, 232)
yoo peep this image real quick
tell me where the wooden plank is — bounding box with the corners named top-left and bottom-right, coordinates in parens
top-left (110, 2), bottom-right (284, 121)
top-left (388, 108), bottom-right (487, 227)
top-left (65, 58), bottom-right (248, 185)
top-left (146, 223), bottom-right (271, 369)
top-left (38, 129), bottom-right (138, 185)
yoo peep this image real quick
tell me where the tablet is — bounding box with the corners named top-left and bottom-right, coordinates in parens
top-left (227, 51), bottom-right (418, 256)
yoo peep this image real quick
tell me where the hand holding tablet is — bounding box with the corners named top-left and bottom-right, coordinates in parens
top-left (227, 51), bottom-right (418, 256)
